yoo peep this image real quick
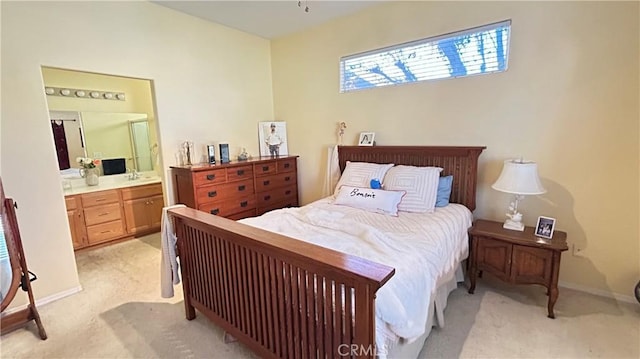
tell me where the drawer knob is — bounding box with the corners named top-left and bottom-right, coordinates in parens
top-left (240, 201), bottom-right (248, 208)
top-left (98, 212), bottom-right (110, 216)
top-left (238, 185), bottom-right (246, 191)
top-left (95, 198), bottom-right (106, 202)
top-left (263, 180), bottom-right (270, 186)
top-left (100, 230), bottom-right (111, 234)
top-left (285, 190), bottom-right (291, 195)
top-left (284, 176), bottom-right (291, 181)
top-left (262, 166), bottom-right (269, 171)
top-left (284, 163), bottom-right (290, 168)
top-left (264, 195), bottom-right (271, 201)
top-left (208, 191), bottom-right (217, 198)
top-left (237, 170), bottom-right (245, 176)
top-left (210, 209), bottom-right (220, 215)
top-left (206, 174), bottom-right (216, 180)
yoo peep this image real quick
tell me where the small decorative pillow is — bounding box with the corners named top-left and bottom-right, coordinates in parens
top-left (436, 175), bottom-right (454, 207)
top-left (333, 186), bottom-right (406, 216)
top-left (334, 161), bottom-right (394, 194)
top-left (383, 165), bottom-right (443, 213)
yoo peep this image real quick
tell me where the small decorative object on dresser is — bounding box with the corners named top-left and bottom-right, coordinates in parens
top-left (358, 132), bottom-right (375, 146)
top-left (535, 216), bottom-right (556, 239)
top-left (206, 145), bottom-right (216, 164)
top-left (468, 219), bottom-right (568, 318)
top-left (219, 143), bottom-right (230, 164)
top-left (259, 121), bottom-right (288, 157)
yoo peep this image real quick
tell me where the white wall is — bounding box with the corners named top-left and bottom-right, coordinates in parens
top-left (271, 1), bottom-right (639, 298)
top-left (1, 1), bottom-right (273, 306)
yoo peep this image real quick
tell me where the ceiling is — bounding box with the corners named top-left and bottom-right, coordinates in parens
top-left (153, 1), bottom-right (382, 39)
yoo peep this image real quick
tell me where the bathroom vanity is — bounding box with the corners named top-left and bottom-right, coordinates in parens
top-left (63, 175), bottom-right (164, 250)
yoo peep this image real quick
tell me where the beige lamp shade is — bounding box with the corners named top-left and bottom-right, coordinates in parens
top-left (492, 160), bottom-right (546, 195)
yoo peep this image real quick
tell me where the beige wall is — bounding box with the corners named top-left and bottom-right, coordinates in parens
top-left (1, 1), bottom-right (273, 306)
top-left (271, 1), bottom-right (639, 298)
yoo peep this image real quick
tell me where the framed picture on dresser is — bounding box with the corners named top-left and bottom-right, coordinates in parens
top-left (259, 121), bottom-right (288, 157)
top-left (535, 216), bottom-right (556, 239)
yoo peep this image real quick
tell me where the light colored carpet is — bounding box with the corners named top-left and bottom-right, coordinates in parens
top-left (1, 234), bottom-right (638, 358)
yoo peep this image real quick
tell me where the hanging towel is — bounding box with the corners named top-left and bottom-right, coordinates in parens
top-left (160, 204), bottom-right (186, 298)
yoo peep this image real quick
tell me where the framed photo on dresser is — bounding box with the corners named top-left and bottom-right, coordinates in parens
top-left (259, 121), bottom-right (288, 157)
top-left (535, 216), bottom-right (556, 239)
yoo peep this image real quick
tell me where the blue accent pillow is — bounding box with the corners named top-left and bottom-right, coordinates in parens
top-left (435, 175), bottom-right (454, 207)
top-left (370, 178), bottom-right (382, 189)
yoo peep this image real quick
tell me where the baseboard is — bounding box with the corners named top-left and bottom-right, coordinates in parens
top-left (3, 285), bottom-right (83, 315)
top-left (559, 281), bottom-right (636, 304)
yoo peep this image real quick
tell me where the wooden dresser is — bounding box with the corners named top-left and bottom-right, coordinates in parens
top-left (171, 156), bottom-right (299, 220)
top-left (64, 182), bottom-right (164, 250)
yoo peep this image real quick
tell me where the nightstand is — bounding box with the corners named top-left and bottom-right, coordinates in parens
top-left (468, 219), bottom-right (568, 318)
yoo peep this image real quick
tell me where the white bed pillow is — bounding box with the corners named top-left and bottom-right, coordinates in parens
top-left (333, 186), bottom-right (406, 216)
top-left (334, 161), bottom-right (394, 194)
top-left (383, 165), bottom-right (443, 213)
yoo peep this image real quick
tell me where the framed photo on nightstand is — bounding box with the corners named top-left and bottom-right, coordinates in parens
top-left (535, 216), bottom-right (556, 239)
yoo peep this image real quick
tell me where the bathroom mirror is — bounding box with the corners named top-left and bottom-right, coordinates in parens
top-left (42, 66), bottom-right (158, 177)
top-left (50, 111), bottom-right (155, 174)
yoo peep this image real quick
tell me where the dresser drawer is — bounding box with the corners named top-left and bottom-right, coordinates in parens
top-left (257, 184), bottom-right (297, 207)
top-left (81, 190), bottom-right (119, 207)
top-left (87, 220), bottom-right (125, 244)
top-left (121, 183), bottom-right (163, 200)
top-left (84, 203), bottom-right (122, 226)
top-left (257, 198), bottom-right (299, 216)
top-left (256, 172), bottom-right (297, 192)
top-left (226, 165), bottom-right (253, 182)
top-left (198, 195), bottom-right (256, 217)
top-left (194, 169), bottom-right (226, 187)
top-left (227, 209), bottom-right (257, 221)
top-left (196, 179), bottom-right (255, 204)
top-left (277, 158), bottom-right (296, 173)
top-left (255, 162), bottom-right (277, 177)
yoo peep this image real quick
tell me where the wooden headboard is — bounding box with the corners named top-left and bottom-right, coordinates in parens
top-left (338, 146), bottom-right (486, 211)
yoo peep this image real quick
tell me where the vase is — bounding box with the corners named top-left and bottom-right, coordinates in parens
top-left (82, 167), bottom-right (100, 186)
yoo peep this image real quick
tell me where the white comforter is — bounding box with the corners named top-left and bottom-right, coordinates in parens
top-left (240, 198), bottom-right (473, 346)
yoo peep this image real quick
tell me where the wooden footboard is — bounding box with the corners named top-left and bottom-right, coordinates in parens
top-left (170, 207), bottom-right (395, 359)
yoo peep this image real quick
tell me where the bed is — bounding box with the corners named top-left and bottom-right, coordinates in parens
top-left (168, 145), bottom-right (485, 358)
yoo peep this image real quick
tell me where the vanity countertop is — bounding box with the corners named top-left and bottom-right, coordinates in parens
top-left (63, 174), bottom-right (162, 196)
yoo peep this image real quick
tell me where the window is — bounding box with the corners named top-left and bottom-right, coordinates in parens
top-left (340, 20), bottom-right (511, 92)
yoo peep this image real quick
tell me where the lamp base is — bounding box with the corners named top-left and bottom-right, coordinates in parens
top-left (503, 219), bottom-right (525, 231)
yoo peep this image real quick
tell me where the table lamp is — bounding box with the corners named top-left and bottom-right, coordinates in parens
top-left (492, 159), bottom-right (546, 231)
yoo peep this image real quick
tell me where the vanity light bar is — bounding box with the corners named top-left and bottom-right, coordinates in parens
top-left (44, 86), bottom-right (125, 101)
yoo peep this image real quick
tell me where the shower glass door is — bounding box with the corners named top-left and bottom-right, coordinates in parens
top-left (129, 120), bottom-right (153, 171)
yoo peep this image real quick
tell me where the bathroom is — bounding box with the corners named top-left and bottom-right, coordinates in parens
top-left (43, 67), bottom-right (165, 250)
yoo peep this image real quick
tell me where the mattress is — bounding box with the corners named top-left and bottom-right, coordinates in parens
top-left (239, 198), bottom-right (473, 354)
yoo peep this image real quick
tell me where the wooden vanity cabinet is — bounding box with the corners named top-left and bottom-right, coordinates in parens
top-left (171, 156), bottom-right (299, 220)
top-left (122, 183), bottom-right (164, 234)
top-left (81, 190), bottom-right (125, 246)
top-left (64, 183), bottom-right (164, 250)
top-left (65, 195), bottom-right (88, 249)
